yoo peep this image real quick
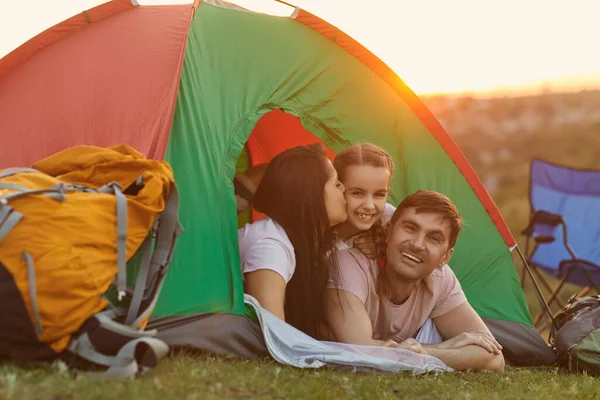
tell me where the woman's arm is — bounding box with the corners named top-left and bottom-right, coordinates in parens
top-left (244, 269), bottom-right (287, 321)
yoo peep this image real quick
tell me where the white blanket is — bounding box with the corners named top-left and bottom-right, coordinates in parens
top-left (244, 294), bottom-right (451, 375)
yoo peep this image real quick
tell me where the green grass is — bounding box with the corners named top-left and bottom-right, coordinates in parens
top-left (2, 352), bottom-right (599, 400)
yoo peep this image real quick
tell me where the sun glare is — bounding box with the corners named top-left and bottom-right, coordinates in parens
top-left (2, 0), bottom-right (599, 95)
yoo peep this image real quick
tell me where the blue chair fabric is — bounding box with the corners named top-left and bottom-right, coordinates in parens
top-left (527, 159), bottom-right (600, 287)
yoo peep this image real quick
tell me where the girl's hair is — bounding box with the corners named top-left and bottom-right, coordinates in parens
top-left (333, 143), bottom-right (394, 297)
top-left (253, 143), bottom-right (339, 338)
top-left (333, 143), bottom-right (394, 184)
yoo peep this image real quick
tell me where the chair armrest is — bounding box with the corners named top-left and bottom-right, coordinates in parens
top-left (522, 210), bottom-right (564, 243)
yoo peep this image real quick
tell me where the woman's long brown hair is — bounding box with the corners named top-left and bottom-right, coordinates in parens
top-left (253, 143), bottom-right (339, 338)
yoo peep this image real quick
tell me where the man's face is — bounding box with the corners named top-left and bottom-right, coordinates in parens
top-left (386, 207), bottom-right (454, 282)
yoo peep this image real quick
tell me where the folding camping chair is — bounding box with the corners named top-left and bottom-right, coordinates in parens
top-left (521, 159), bottom-right (600, 329)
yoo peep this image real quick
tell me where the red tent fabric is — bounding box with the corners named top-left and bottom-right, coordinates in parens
top-left (247, 109), bottom-right (336, 165)
top-left (246, 109), bottom-right (336, 221)
top-left (0, 4), bottom-right (192, 167)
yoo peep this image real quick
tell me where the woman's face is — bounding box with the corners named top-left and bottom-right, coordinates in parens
top-left (323, 160), bottom-right (347, 227)
top-left (341, 165), bottom-right (390, 233)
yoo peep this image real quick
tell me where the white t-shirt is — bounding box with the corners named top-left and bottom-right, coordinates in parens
top-left (238, 217), bottom-right (296, 283)
top-left (335, 203), bottom-right (396, 251)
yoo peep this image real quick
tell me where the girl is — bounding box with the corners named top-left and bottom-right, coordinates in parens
top-left (237, 143), bottom-right (347, 338)
top-left (333, 143), bottom-right (395, 253)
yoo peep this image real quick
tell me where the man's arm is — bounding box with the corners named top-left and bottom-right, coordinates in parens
top-left (423, 344), bottom-right (505, 371)
top-left (244, 269), bottom-right (286, 321)
top-left (430, 302), bottom-right (505, 371)
top-left (324, 289), bottom-right (423, 351)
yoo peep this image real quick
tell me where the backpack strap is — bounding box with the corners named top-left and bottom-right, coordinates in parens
top-left (0, 167), bottom-right (40, 179)
top-left (0, 206), bottom-right (23, 242)
top-left (67, 319), bottom-right (169, 380)
top-left (124, 233), bottom-right (153, 326)
top-left (22, 251), bottom-right (43, 338)
top-left (1, 187), bottom-right (66, 203)
top-left (0, 183), bottom-right (31, 192)
top-left (98, 182), bottom-right (129, 301)
top-left (125, 187), bottom-right (183, 326)
top-left (0, 185), bottom-right (67, 242)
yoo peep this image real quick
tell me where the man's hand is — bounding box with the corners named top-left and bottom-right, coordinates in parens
top-left (430, 303), bottom-right (505, 370)
top-left (378, 338), bottom-right (427, 354)
top-left (393, 338), bottom-right (427, 354)
top-left (436, 329), bottom-right (502, 355)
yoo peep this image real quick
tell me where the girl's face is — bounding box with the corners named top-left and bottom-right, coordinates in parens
top-left (341, 165), bottom-right (390, 234)
top-left (323, 160), bottom-right (347, 227)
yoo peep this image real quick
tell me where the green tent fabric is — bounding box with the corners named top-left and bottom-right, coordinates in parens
top-left (161, 3), bottom-right (526, 322)
top-left (0, 0), bottom-right (555, 365)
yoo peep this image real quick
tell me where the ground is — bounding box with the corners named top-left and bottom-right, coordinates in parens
top-left (2, 351), bottom-right (599, 400)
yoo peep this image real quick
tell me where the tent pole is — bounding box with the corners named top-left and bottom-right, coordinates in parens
top-left (516, 246), bottom-right (556, 331)
top-left (520, 238), bottom-right (531, 289)
top-left (274, 0), bottom-right (297, 8)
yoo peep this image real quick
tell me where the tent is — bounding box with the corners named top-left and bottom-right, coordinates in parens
top-left (0, 0), bottom-right (556, 366)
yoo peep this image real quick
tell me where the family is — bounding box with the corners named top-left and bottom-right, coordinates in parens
top-left (236, 143), bottom-right (505, 371)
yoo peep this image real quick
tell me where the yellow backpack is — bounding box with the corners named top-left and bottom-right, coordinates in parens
top-left (0, 144), bottom-right (182, 378)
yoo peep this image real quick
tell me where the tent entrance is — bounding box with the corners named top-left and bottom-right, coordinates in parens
top-left (235, 109), bottom-right (338, 225)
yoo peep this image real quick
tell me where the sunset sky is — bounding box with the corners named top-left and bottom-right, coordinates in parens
top-left (2, 0), bottom-right (599, 96)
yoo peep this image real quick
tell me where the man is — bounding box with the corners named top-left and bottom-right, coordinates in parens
top-left (325, 190), bottom-right (505, 371)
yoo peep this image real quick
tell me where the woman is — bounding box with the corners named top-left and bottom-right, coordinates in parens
top-left (237, 143), bottom-right (347, 338)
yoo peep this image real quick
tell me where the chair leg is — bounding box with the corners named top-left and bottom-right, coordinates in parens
top-left (528, 266), bottom-right (560, 329)
top-left (577, 286), bottom-right (592, 297)
top-left (545, 275), bottom-right (572, 307)
top-left (582, 270), bottom-right (600, 294)
top-left (533, 268), bottom-right (574, 326)
top-left (531, 267), bottom-right (566, 308)
top-left (534, 312), bottom-right (547, 328)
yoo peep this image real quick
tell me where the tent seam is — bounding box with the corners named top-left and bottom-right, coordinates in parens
top-left (153, 6), bottom-right (197, 160)
top-left (220, 106), bottom-right (274, 314)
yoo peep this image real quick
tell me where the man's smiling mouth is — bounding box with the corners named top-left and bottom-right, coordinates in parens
top-left (401, 251), bottom-right (423, 263)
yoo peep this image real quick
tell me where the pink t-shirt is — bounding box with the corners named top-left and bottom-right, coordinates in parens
top-left (328, 249), bottom-right (467, 342)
